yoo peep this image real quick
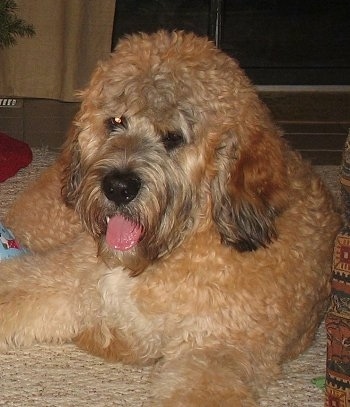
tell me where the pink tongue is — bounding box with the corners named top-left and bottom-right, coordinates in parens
top-left (106, 215), bottom-right (142, 251)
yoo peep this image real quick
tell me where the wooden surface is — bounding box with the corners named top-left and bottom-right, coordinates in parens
top-left (260, 90), bottom-right (350, 165)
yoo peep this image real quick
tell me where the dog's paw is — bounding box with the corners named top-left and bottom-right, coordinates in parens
top-left (151, 350), bottom-right (258, 407)
top-left (0, 254), bottom-right (86, 350)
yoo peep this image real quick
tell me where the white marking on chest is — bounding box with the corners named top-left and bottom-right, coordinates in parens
top-left (98, 267), bottom-right (164, 358)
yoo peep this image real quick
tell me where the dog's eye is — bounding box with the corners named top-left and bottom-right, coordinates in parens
top-left (106, 116), bottom-right (127, 132)
top-left (161, 132), bottom-right (184, 151)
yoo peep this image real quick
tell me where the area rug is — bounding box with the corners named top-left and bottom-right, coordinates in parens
top-left (0, 148), bottom-right (341, 406)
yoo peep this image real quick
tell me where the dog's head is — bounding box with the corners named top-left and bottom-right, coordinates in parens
top-left (61, 30), bottom-right (289, 274)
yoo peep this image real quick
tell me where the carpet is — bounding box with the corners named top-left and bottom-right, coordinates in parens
top-left (0, 148), bottom-right (341, 406)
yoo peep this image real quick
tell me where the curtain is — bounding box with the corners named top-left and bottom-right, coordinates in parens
top-left (0, 0), bottom-right (115, 102)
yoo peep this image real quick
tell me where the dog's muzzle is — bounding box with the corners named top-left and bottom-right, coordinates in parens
top-left (101, 170), bottom-right (143, 252)
top-left (102, 170), bottom-right (141, 205)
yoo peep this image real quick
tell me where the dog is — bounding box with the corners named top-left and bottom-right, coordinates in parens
top-left (0, 30), bottom-right (341, 406)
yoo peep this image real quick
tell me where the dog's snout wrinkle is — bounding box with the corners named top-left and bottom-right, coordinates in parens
top-left (102, 170), bottom-right (141, 205)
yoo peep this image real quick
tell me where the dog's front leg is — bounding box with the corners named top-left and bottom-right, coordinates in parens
top-left (151, 348), bottom-right (259, 407)
top-left (0, 234), bottom-right (102, 350)
top-left (5, 158), bottom-right (82, 253)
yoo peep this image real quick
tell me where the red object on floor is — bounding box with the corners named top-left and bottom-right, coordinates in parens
top-left (0, 132), bottom-right (32, 182)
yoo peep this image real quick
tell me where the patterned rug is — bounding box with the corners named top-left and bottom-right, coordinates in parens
top-left (0, 148), bottom-right (341, 406)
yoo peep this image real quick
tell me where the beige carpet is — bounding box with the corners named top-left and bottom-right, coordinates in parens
top-left (0, 148), bottom-right (341, 406)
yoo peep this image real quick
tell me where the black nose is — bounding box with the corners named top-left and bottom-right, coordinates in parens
top-left (102, 170), bottom-right (141, 205)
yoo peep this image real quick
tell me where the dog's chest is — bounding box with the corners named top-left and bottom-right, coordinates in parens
top-left (96, 264), bottom-right (230, 357)
top-left (98, 267), bottom-right (166, 356)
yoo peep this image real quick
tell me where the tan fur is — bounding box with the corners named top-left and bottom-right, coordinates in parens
top-left (0, 31), bottom-right (341, 406)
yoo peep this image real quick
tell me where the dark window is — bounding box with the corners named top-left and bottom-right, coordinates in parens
top-left (112, 0), bottom-right (350, 85)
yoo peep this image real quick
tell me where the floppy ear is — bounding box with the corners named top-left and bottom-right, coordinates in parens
top-left (60, 121), bottom-right (82, 207)
top-left (59, 62), bottom-right (108, 207)
top-left (211, 117), bottom-right (289, 252)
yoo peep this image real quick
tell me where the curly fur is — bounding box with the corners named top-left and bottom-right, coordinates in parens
top-left (1, 30), bottom-right (341, 406)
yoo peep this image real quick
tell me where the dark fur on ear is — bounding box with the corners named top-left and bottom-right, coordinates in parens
top-left (60, 123), bottom-right (82, 207)
top-left (211, 120), bottom-right (289, 252)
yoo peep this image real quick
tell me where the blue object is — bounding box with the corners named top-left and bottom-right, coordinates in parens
top-left (0, 222), bottom-right (27, 260)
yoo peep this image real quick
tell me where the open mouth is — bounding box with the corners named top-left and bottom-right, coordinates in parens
top-left (106, 215), bottom-right (143, 251)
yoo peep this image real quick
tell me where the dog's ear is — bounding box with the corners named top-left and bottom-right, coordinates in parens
top-left (211, 113), bottom-right (289, 252)
top-left (59, 65), bottom-right (107, 207)
top-left (60, 122), bottom-right (82, 207)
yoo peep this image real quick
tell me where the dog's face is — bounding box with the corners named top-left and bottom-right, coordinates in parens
top-left (62, 30), bottom-right (289, 274)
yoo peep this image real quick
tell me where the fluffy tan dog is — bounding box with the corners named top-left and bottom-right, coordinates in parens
top-left (1, 31), bottom-right (341, 406)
